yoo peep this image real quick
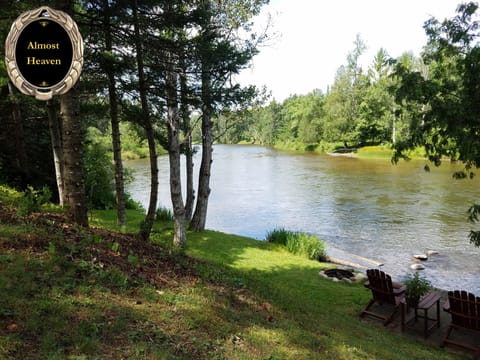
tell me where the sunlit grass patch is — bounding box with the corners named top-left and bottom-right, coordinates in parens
top-left (89, 209), bottom-right (145, 233)
top-left (356, 145), bottom-right (394, 159)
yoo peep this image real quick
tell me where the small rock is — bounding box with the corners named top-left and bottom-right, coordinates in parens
top-left (319, 271), bottom-right (329, 278)
top-left (6, 323), bottom-right (17, 332)
top-left (426, 250), bottom-right (439, 256)
top-left (353, 273), bottom-right (368, 283)
top-left (410, 263), bottom-right (426, 270)
top-left (413, 254), bottom-right (428, 261)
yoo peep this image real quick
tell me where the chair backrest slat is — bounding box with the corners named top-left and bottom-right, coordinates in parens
top-left (448, 290), bottom-right (480, 331)
top-left (367, 269), bottom-right (395, 304)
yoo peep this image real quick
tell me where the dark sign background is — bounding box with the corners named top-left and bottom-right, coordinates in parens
top-left (15, 19), bottom-right (73, 88)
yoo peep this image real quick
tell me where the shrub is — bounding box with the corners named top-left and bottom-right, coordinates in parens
top-left (17, 185), bottom-right (52, 216)
top-left (0, 185), bottom-right (22, 207)
top-left (124, 193), bottom-right (144, 211)
top-left (84, 128), bottom-right (116, 210)
top-left (286, 232), bottom-right (326, 261)
top-left (404, 272), bottom-right (431, 306)
top-left (155, 207), bottom-right (174, 222)
top-left (266, 227), bottom-right (327, 261)
top-left (265, 228), bottom-right (294, 245)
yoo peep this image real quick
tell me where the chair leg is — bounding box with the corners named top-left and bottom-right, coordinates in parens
top-left (383, 307), bottom-right (397, 326)
top-left (441, 324), bottom-right (454, 348)
top-left (360, 299), bottom-right (375, 318)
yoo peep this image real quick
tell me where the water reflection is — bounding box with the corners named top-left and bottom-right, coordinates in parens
top-left (125, 145), bottom-right (480, 293)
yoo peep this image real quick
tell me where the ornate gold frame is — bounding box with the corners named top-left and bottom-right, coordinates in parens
top-left (5, 6), bottom-right (83, 101)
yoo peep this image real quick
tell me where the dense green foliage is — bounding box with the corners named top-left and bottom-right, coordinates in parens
top-left (17, 185), bottom-right (52, 216)
top-left (391, 2), bottom-right (480, 245)
top-left (404, 272), bottom-right (432, 304)
top-left (215, 37), bottom-right (405, 152)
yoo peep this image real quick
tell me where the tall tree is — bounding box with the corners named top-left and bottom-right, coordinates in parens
top-left (132, 0), bottom-right (159, 240)
top-left (190, 0), bottom-right (268, 231)
top-left (392, 2), bottom-right (480, 246)
top-left (189, 22), bottom-right (214, 232)
top-left (60, 85), bottom-right (89, 226)
top-left (102, 0), bottom-right (126, 225)
top-left (59, 0), bottom-right (88, 226)
top-left (7, 82), bottom-right (29, 187)
top-left (324, 34), bottom-right (369, 148)
top-left (46, 98), bottom-right (64, 206)
top-left (179, 52), bottom-right (196, 222)
top-left (166, 49), bottom-right (187, 248)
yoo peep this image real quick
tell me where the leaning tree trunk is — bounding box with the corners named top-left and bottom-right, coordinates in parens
top-left (104, 0), bottom-right (126, 226)
top-left (133, 2), bottom-right (158, 240)
top-left (183, 113), bottom-right (195, 222)
top-left (60, 86), bottom-right (88, 226)
top-left (166, 53), bottom-right (187, 248)
top-left (179, 54), bottom-right (195, 222)
top-left (46, 99), bottom-right (64, 206)
top-left (190, 61), bottom-right (213, 231)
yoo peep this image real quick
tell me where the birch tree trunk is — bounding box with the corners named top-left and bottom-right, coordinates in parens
top-left (60, 86), bottom-right (88, 226)
top-left (180, 55), bottom-right (195, 222)
top-left (166, 53), bottom-right (187, 248)
top-left (46, 99), bottom-right (64, 206)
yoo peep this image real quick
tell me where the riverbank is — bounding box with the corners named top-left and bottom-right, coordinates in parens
top-left (0, 201), bottom-right (469, 359)
top-left (94, 210), bottom-right (470, 359)
top-left (266, 141), bottom-right (425, 160)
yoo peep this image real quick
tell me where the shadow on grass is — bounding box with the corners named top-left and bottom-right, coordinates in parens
top-left (185, 230), bottom-right (467, 360)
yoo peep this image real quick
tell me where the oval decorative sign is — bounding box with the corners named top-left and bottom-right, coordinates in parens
top-left (5, 6), bottom-right (83, 101)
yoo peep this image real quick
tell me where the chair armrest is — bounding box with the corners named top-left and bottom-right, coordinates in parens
top-left (443, 299), bottom-right (450, 312)
top-left (393, 285), bottom-right (406, 296)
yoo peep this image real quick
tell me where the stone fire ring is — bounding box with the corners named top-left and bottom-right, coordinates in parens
top-left (319, 268), bottom-right (367, 284)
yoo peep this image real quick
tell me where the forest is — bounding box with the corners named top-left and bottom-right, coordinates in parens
top-left (2, 1), bottom-right (480, 247)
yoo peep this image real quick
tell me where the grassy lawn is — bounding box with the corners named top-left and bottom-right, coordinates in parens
top-left (181, 230), bottom-right (464, 360)
top-left (356, 145), bottom-right (394, 159)
top-left (0, 201), bottom-right (468, 359)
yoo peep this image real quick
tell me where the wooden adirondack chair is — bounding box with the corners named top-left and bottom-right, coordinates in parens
top-left (442, 290), bottom-right (480, 358)
top-left (360, 269), bottom-right (406, 325)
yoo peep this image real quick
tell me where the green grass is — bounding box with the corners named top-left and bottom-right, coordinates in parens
top-left (356, 145), bottom-right (394, 159)
top-left (89, 208), bottom-right (146, 233)
top-left (0, 195), bottom-right (467, 359)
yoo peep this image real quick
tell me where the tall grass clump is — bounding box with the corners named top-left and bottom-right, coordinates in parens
top-left (266, 228), bottom-right (326, 261)
top-left (286, 232), bottom-right (326, 261)
top-left (265, 227), bottom-right (295, 245)
top-left (156, 206), bottom-right (174, 222)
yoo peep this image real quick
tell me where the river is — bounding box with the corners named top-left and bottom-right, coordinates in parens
top-left (125, 144), bottom-right (480, 293)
